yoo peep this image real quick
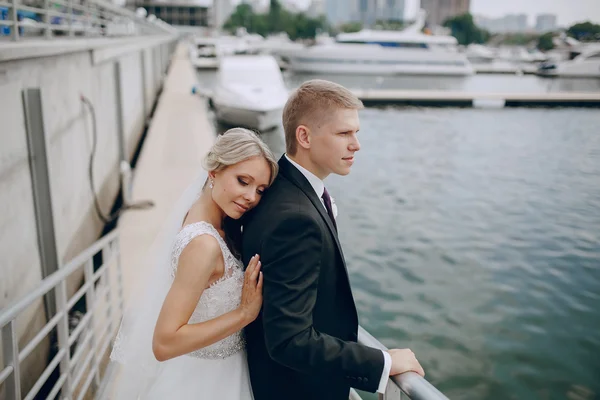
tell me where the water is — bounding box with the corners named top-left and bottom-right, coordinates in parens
top-left (197, 71), bottom-right (600, 399)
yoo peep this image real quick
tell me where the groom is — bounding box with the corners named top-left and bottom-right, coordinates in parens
top-left (242, 79), bottom-right (424, 400)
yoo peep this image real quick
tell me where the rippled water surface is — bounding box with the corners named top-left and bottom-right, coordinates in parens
top-left (261, 108), bottom-right (600, 400)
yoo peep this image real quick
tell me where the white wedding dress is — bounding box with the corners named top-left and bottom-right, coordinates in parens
top-left (112, 221), bottom-right (254, 399)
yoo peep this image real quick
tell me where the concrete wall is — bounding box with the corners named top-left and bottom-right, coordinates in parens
top-left (0, 36), bottom-right (177, 398)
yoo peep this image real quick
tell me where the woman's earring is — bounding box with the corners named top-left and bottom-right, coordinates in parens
top-left (209, 180), bottom-right (214, 189)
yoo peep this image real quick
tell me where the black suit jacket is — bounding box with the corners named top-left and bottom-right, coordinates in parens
top-left (242, 156), bottom-right (384, 400)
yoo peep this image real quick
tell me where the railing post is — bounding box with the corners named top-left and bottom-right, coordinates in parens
top-left (2, 321), bottom-right (22, 400)
top-left (90, 1), bottom-right (98, 35)
top-left (84, 259), bottom-right (101, 390)
top-left (358, 326), bottom-right (449, 400)
top-left (43, 0), bottom-right (51, 38)
top-left (113, 239), bottom-right (124, 314)
top-left (10, 0), bottom-right (18, 41)
top-left (85, 0), bottom-right (92, 36)
top-left (67, 0), bottom-right (73, 37)
top-left (140, 50), bottom-right (148, 121)
top-left (55, 280), bottom-right (73, 399)
top-left (379, 380), bottom-right (403, 400)
top-left (102, 245), bottom-right (114, 336)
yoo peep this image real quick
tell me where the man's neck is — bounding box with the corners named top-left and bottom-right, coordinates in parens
top-left (286, 153), bottom-right (328, 181)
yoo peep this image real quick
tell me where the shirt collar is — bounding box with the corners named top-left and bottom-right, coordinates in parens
top-left (285, 154), bottom-right (325, 199)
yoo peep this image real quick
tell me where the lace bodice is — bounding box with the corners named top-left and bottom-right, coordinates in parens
top-left (171, 221), bottom-right (245, 359)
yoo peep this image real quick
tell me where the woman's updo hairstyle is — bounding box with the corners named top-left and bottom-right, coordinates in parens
top-left (203, 128), bottom-right (278, 186)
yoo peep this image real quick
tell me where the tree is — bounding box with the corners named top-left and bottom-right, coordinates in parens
top-left (567, 21), bottom-right (600, 41)
top-left (268, 0), bottom-right (283, 33)
top-left (375, 19), bottom-right (405, 31)
top-left (338, 21), bottom-right (363, 33)
top-left (443, 13), bottom-right (490, 45)
top-left (222, 1), bottom-right (327, 40)
top-left (501, 33), bottom-right (539, 46)
top-left (537, 32), bottom-right (554, 51)
top-left (223, 4), bottom-right (254, 32)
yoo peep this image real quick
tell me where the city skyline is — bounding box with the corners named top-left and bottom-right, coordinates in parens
top-left (405, 0), bottom-right (600, 26)
top-left (230, 0), bottom-right (600, 26)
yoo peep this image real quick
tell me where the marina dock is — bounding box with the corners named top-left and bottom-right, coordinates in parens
top-left (352, 89), bottom-right (600, 108)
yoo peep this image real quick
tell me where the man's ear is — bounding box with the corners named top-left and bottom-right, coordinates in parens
top-left (296, 125), bottom-right (311, 150)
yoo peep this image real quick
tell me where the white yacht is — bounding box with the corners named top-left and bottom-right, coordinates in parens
top-left (251, 33), bottom-right (306, 68)
top-left (464, 44), bottom-right (496, 64)
top-left (537, 46), bottom-right (600, 78)
top-left (211, 55), bottom-right (288, 131)
top-left (189, 37), bottom-right (220, 68)
top-left (189, 35), bottom-right (256, 69)
top-left (280, 10), bottom-right (473, 76)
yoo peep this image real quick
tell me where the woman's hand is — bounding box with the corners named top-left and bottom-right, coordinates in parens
top-left (239, 254), bottom-right (263, 324)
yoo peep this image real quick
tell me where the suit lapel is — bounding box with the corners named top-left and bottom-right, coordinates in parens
top-left (278, 156), bottom-right (347, 269)
top-left (278, 156), bottom-right (359, 326)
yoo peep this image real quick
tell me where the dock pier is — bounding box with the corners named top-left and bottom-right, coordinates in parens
top-left (352, 89), bottom-right (600, 108)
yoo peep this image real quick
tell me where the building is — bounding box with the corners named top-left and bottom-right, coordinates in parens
top-left (381, 0), bottom-right (405, 21)
top-left (127, 0), bottom-right (211, 27)
top-left (212, 0), bottom-right (234, 28)
top-left (354, 0), bottom-right (377, 27)
top-left (475, 13), bottom-right (529, 33)
top-left (327, 0), bottom-right (405, 27)
top-left (325, 0), bottom-right (354, 27)
top-left (536, 13), bottom-right (557, 33)
top-left (420, 0), bottom-right (470, 27)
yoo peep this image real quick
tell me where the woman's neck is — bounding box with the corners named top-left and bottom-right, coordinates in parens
top-left (192, 189), bottom-right (226, 230)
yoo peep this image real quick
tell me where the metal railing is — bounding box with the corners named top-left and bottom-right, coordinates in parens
top-left (355, 326), bottom-right (449, 400)
top-left (0, 229), bottom-right (123, 400)
top-left (0, 0), bottom-right (177, 42)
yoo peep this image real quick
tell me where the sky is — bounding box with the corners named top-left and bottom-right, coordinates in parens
top-left (236, 0), bottom-right (600, 26)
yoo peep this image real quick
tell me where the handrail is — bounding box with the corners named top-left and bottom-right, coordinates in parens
top-left (0, 0), bottom-right (177, 41)
top-left (0, 228), bottom-right (118, 327)
top-left (0, 228), bottom-right (123, 400)
top-left (358, 326), bottom-right (449, 400)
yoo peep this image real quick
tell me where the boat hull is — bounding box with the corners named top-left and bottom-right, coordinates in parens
top-left (282, 45), bottom-right (474, 76)
top-left (213, 103), bottom-right (282, 131)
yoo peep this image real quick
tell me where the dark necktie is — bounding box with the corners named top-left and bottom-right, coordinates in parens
top-left (321, 187), bottom-right (337, 230)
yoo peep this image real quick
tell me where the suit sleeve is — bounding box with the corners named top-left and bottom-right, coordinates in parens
top-left (259, 213), bottom-right (385, 393)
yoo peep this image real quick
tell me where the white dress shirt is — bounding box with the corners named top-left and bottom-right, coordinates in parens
top-left (284, 154), bottom-right (392, 394)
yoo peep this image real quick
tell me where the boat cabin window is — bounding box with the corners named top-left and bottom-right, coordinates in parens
top-left (588, 51), bottom-right (600, 59)
top-left (337, 40), bottom-right (428, 49)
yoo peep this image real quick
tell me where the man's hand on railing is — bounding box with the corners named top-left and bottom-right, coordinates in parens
top-left (388, 348), bottom-right (425, 377)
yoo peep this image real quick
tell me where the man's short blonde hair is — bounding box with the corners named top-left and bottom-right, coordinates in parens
top-left (283, 79), bottom-right (363, 155)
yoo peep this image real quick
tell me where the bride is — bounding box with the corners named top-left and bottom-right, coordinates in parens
top-left (110, 128), bottom-right (278, 399)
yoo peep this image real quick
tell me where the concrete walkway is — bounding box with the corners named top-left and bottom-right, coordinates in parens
top-left (99, 41), bottom-right (214, 398)
top-left (118, 42), bottom-right (215, 297)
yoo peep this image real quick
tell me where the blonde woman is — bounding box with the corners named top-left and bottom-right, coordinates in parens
top-left (110, 128), bottom-right (278, 399)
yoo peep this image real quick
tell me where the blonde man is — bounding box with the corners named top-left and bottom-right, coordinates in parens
top-left (242, 80), bottom-right (425, 400)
